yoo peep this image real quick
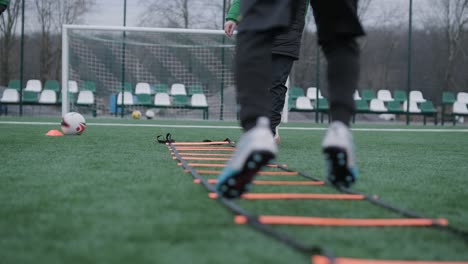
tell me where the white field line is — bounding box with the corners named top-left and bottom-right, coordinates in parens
top-left (1, 121), bottom-right (468, 133)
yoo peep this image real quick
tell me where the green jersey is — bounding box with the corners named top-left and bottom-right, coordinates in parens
top-left (226, 0), bottom-right (240, 23)
top-left (0, 0), bottom-right (9, 5)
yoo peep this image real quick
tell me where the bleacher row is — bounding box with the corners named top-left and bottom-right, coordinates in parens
top-left (288, 87), bottom-right (468, 125)
top-left (0, 80), bottom-right (210, 119)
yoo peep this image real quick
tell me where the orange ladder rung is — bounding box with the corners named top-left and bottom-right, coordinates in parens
top-left (187, 170), bottom-right (298, 176)
top-left (312, 255), bottom-right (468, 264)
top-left (209, 193), bottom-right (364, 200)
top-left (193, 179), bottom-right (325, 185)
top-left (168, 141), bottom-right (231, 146)
top-left (234, 215), bottom-right (448, 227)
top-left (178, 163), bottom-right (286, 168)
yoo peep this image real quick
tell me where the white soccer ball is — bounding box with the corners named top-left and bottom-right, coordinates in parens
top-left (145, 110), bottom-right (155, 119)
top-left (61, 112), bottom-right (86, 135)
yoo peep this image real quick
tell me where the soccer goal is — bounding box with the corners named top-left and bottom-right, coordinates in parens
top-left (61, 25), bottom-right (236, 119)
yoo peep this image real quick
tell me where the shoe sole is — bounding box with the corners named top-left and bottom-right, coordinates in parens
top-left (217, 151), bottom-right (275, 199)
top-left (323, 146), bottom-right (356, 188)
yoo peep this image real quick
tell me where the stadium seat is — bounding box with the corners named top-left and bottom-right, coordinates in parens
top-left (355, 100), bottom-right (369, 112)
top-left (81, 81), bottom-right (97, 92)
top-left (361, 89), bottom-right (376, 101)
top-left (135, 83), bottom-right (152, 94)
top-left (393, 90), bottom-right (407, 102)
top-left (25, 80), bottom-right (42, 92)
top-left (453, 101), bottom-right (468, 114)
top-left (420, 101), bottom-right (438, 125)
top-left (457, 92), bottom-right (468, 103)
top-left (154, 93), bottom-right (171, 106)
top-left (354, 90), bottom-right (361, 100)
top-left (295, 96), bottom-right (313, 110)
top-left (124, 82), bottom-right (133, 92)
top-left (0, 89), bottom-right (20, 103)
top-left (403, 100), bottom-right (421, 113)
top-left (117, 91), bottom-right (134, 105)
top-left (172, 95), bottom-right (189, 106)
top-left (386, 101), bottom-right (403, 113)
top-left (22, 91), bottom-right (38, 104)
top-left (306, 87), bottom-right (324, 100)
top-left (370, 99), bottom-right (387, 112)
top-left (377, 89), bottom-right (394, 102)
top-left (154, 83), bottom-right (169, 94)
top-left (409, 90), bottom-right (426, 102)
top-left (187, 85), bottom-right (204, 96)
top-left (289, 86), bottom-right (305, 100)
top-left (76, 91), bottom-right (95, 105)
top-left (38, 90), bottom-right (57, 104)
top-left (44, 80), bottom-right (60, 92)
top-left (441, 91), bottom-right (456, 125)
top-left (68, 81), bottom-right (79, 93)
top-left (191, 94), bottom-right (208, 107)
top-left (136, 94), bottom-right (152, 106)
top-left (8, 80), bottom-right (20, 90)
top-left (170, 83), bottom-right (187, 95)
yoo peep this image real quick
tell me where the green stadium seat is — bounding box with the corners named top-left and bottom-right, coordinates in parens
top-left (420, 101), bottom-right (438, 125)
top-left (22, 91), bottom-right (38, 104)
top-left (44, 80), bottom-right (60, 92)
top-left (441, 92), bottom-right (456, 125)
top-left (361, 89), bottom-right (376, 101)
top-left (172, 95), bottom-right (188, 106)
top-left (136, 94), bottom-right (152, 106)
top-left (317, 98), bottom-right (329, 111)
top-left (154, 83), bottom-right (169, 94)
top-left (393, 90), bottom-right (407, 102)
top-left (355, 100), bottom-right (370, 112)
top-left (187, 85), bottom-right (204, 96)
top-left (386, 101), bottom-right (404, 113)
top-left (81, 81), bottom-right (97, 92)
top-left (8, 80), bottom-right (20, 90)
top-left (58, 93), bottom-right (77, 104)
top-left (289, 86), bottom-right (305, 100)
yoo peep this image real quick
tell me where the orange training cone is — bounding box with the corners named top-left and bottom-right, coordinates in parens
top-left (45, 130), bottom-right (64, 137)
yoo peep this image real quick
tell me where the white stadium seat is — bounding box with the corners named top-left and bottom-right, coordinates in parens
top-left (76, 91), bottom-right (95, 105)
top-left (306, 87), bottom-right (323, 100)
top-left (403, 100), bottom-right (421, 113)
top-left (135, 82), bottom-right (152, 94)
top-left (0, 89), bottom-right (20, 103)
top-left (409, 90), bottom-right (426, 103)
top-left (117, 91), bottom-right (134, 105)
top-left (191, 94), bottom-right (208, 107)
top-left (370, 99), bottom-right (387, 112)
top-left (457, 92), bottom-right (468, 104)
top-left (453, 101), bottom-right (468, 114)
top-left (38, 90), bottom-right (57, 104)
top-left (154, 93), bottom-right (171, 106)
top-left (25, 79), bottom-right (42, 92)
top-left (68, 81), bottom-right (79, 93)
top-left (377, 89), bottom-right (394, 102)
top-left (295, 96), bottom-right (313, 110)
top-left (354, 90), bottom-right (361, 100)
top-left (170, 83), bottom-right (187, 95)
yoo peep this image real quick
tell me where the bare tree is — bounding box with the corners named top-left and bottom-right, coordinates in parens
top-left (34, 0), bottom-right (95, 81)
top-left (0, 0), bottom-right (21, 85)
top-left (426, 0), bottom-right (468, 90)
top-left (139, 0), bottom-right (194, 28)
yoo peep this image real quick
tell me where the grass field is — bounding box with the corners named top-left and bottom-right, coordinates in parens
top-left (1, 117), bottom-right (467, 264)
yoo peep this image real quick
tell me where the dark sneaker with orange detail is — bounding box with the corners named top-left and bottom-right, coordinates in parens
top-left (216, 117), bottom-right (277, 199)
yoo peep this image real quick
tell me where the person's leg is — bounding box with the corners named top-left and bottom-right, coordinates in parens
top-left (217, 0), bottom-right (294, 199)
top-left (310, 0), bottom-right (364, 188)
top-left (270, 54), bottom-right (294, 143)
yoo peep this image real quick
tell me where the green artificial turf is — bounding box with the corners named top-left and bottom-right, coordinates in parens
top-left (0, 117), bottom-right (467, 264)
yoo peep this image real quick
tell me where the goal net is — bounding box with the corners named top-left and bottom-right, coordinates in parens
top-left (62, 25), bottom-right (236, 120)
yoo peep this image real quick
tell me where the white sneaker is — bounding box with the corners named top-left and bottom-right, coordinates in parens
top-left (322, 121), bottom-right (358, 188)
top-left (216, 117), bottom-right (277, 199)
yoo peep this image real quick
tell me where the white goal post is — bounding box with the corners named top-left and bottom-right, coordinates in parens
top-left (61, 24), bottom-right (237, 119)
